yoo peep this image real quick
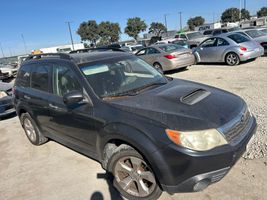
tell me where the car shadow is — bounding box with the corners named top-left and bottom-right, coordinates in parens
top-left (164, 67), bottom-right (189, 75)
top-left (196, 58), bottom-right (257, 67)
top-left (90, 172), bottom-right (123, 200)
top-left (0, 112), bottom-right (17, 121)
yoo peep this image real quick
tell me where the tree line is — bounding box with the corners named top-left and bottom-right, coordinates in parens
top-left (77, 18), bottom-right (167, 46)
top-left (77, 6), bottom-right (267, 45)
top-left (187, 6), bottom-right (267, 30)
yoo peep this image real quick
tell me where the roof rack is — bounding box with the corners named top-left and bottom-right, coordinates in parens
top-left (24, 53), bottom-right (71, 61)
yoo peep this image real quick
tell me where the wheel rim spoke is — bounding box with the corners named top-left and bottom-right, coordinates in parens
top-left (140, 171), bottom-right (155, 183)
top-left (117, 161), bottom-right (133, 173)
top-left (119, 176), bottom-right (133, 191)
top-left (130, 157), bottom-right (142, 170)
top-left (24, 118), bottom-right (36, 142)
top-left (136, 179), bottom-right (150, 196)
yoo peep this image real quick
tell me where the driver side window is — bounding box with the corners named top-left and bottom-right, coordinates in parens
top-left (52, 64), bottom-right (82, 97)
top-left (201, 38), bottom-right (217, 47)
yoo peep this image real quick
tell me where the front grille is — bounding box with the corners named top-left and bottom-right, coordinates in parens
top-left (220, 107), bottom-right (251, 145)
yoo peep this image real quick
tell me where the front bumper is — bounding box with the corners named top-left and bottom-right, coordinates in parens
top-left (154, 117), bottom-right (257, 194)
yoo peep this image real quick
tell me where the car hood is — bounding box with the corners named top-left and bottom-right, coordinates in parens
top-left (190, 36), bottom-right (208, 43)
top-left (108, 79), bottom-right (244, 131)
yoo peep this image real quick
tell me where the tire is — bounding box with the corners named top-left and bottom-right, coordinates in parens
top-left (153, 63), bottom-right (163, 74)
top-left (225, 52), bottom-right (240, 66)
top-left (20, 113), bottom-right (48, 145)
top-left (107, 145), bottom-right (162, 200)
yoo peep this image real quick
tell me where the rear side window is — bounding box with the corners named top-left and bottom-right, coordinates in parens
top-left (158, 44), bottom-right (184, 52)
top-left (16, 64), bottom-right (31, 87)
top-left (31, 65), bottom-right (50, 92)
top-left (228, 34), bottom-right (250, 44)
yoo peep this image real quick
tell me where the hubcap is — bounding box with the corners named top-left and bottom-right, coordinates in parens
top-left (24, 118), bottom-right (36, 142)
top-left (227, 54), bottom-right (238, 65)
top-left (114, 156), bottom-right (156, 197)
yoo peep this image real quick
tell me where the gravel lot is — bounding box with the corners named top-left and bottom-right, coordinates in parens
top-left (1, 57), bottom-right (267, 200)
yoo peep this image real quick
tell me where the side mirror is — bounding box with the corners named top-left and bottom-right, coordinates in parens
top-left (63, 90), bottom-right (84, 105)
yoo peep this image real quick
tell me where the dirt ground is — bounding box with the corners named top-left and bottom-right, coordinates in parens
top-left (1, 57), bottom-right (267, 200)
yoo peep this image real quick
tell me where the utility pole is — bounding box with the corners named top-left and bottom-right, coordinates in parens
top-left (21, 34), bottom-right (28, 54)
top-left (164, 14), bottom-right (168, 31)
top-left (178, 12), bottom-right (182, 31)
top-left (66, 21), bottom-right (75, 50)
top-left (244, 0), bottom-right (246, 10)
top-left (239, 0), bottom-right (242, 21)
top-left (0, 42), bottom-right (5, 58)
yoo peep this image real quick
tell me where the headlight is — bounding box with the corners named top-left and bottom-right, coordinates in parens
top-left (165, 129), bottom-right (227, 151)
top-left (0, 91), bottom-right (7, 98)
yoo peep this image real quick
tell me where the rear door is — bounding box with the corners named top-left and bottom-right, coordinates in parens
top-left (46, 61), bottom-right (98, 156)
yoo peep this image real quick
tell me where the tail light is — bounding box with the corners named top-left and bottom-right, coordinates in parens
top-left (164, 55), bottom-right (176, 59)
top-left (240, 46), bottom-right (247, 51)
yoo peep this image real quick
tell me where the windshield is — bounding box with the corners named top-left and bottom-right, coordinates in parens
top-left (245, 30), bottom-right (266, 38)
top-left (158, 44), bottom-right (185, 52)
top-left (187, 32), bottom-right (203, 40)
top-left (79, 56), bottom-right (166, 98)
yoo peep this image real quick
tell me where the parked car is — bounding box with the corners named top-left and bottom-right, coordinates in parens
top-left (234, 29), bottom-right (267, 54)
top-left (258, 27), bottom-right (267, 34)
top-left (154, 38), bottom-right (189, 48)
top-left (13, 52), bottom-right (256, 200)
top-left (121, 44), bottom-right (144, 54)
top-left (175, 31), bottom-right (208, 48)
top-left (0, 82), bottom-right (15, 119)
top-left (193, 33), bottom-right (264, 66)
top-left (0, 64), bottom-right (18, 77)
top-left (135, 44), bottom-right (195, 72)
top-left (0, 70), bottom-right (9, 81)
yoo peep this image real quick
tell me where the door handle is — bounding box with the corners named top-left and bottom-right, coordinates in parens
top-left (49, 103), bottom-right (59, 110)
top-left (24, 95), bottom-right (31, 100)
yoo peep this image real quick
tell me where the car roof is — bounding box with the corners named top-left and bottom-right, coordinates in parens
top-left (22, 52), bottom-right (132, 66)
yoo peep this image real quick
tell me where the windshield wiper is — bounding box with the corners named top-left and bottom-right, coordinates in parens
top-left (102, 81), bottom-right (167, 98)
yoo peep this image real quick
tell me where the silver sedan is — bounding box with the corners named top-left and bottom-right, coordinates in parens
top-left (193, 33), bottom-right (264, 66)
top-left (135, 44), bottom-right (195, 72)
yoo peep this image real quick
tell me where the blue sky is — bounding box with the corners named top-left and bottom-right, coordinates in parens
top-left (0, 0), bottom-right (266, 57)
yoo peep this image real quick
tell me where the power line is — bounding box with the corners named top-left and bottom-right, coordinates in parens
top-left (66, 21), bottom-right (75, 50)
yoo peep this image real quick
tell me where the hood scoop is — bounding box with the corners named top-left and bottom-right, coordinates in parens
top-left (180, 89), bottom-right (211, 105)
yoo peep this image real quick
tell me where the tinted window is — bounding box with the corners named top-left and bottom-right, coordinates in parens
top-left (228, 34), bottom-right (250, 43)
top-left (146, 48), bottom-right (160, 54)
top-left (52, 65), bottom-right (81, 97)
top-left (31, 65), bottom-right (50, 92)
top-left (217, 38), bottom-right (230, 46)
top-left (16, 64), bottom-right (31, 87)
top-left (203, 30), bottom-right (212, 35)
top-left (201, 38), bottom-right (217, 47)
top-left (213, 30), bottom-right (222, 35)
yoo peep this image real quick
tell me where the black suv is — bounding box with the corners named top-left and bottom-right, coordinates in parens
top-left (13, 52), bottom-right (256, 200)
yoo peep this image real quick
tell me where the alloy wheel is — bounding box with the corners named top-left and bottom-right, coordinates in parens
top-left (114, 156), bottom-right (156, 197)
top-left (226, 53), bottom-right (239, 65)
top-left (23, 118), bottom-right (37, 142)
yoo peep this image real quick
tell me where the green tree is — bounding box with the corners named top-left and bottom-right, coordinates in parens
top-left (98, 21), bottom-right (121, 45)
top-left (241, 9), bottom-right (250, 20)
top-left (221, 8), bottom-right (240, 22)
top-left (257, 7), bottom-right (267, 18)
top-left (124, 17), bottom-right (147, 41)
top-left (187, 16), bottom-right (205, 31)
top-left (148, 22), bottom-right (167, 36)
top-left (77, 20), bottom-right (99, 45)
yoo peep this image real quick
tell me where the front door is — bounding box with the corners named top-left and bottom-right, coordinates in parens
top-left (47, 62), bottom-right (99, 156)
top-left (197, 37), bottom-right (218, 62)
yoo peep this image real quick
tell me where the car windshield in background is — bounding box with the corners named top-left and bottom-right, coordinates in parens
top-left (245, 30), bottom-right (266, 38)
top-left (187, 32), bottom-right (203, 40)
top-left (79, 56), bottom-right (166, 98)
top-left (131, 46), bottom-right (144, 51)
top-left (158, 44), bottom-right (185, 52)
top-left (172, 40), bottom-right (187, 46)
top-left (228, 34), bottom-right (250, 44)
